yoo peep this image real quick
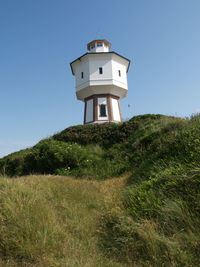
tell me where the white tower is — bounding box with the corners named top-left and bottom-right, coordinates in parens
top-left (70, 40), bottom-right (130, 124)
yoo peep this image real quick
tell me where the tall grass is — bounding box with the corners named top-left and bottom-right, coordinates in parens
top-left (0, 114), bottom-right (200, 266)
top-left (0, 175), bottom-right (126, 266)
top-left (99, 166), bottom-right (200, 266)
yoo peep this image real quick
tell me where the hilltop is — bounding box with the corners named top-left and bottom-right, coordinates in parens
top-left (0, 114), bottom-right (194, 178)
top-left (0, 114), bottom-right (200, 266)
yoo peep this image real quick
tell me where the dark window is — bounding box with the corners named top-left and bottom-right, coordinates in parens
top-left (118, 70), bottom-right (121, 77)
top-left (99, 67), bottom-right (103, 74)
top-left (81, 72), bottom-right (84, 79)
top-left (97, 42), bottom-right (103, 47)
top-left (100, 104), bottom-right (106, 117)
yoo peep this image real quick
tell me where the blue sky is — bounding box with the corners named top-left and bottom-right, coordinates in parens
top-left (0, 0), bottom-right (200, 158)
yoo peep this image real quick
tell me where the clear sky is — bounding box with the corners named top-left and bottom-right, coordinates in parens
top-left (0, 0), bottom-right (200, 158)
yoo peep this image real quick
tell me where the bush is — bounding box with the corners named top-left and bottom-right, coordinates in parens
top-left (0, 113), bottom-right (200, 181)
top-left (22, 140), bottom-right (91, 175)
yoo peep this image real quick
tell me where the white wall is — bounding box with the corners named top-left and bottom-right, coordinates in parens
top-left (72, 52), bottom-right (129, 101)
top-left (89, 54), bottom-right (112, 81)
top-left (89, 42), bottom-right (109, 53)
top-left (111, 54), bottom-right (128, 88)
top-left (86, 99), bottom-right (93, 123)
top-left (112, 98), bottom-right (120, 121)
top-left (97, 97), bottom-right (108, 121)
top-left (73, 56), bottom-right (89, 89)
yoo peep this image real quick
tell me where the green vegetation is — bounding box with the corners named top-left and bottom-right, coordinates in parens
top-left (0, 114), bottom-right (189, 178)
top-left (0, 114), bottom-right (200, 266)
top-left (0, 175), bottom-right (126, 266)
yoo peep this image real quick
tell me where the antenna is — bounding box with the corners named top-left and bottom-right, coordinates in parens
top-left (97, 32), bottom-right (100, 39)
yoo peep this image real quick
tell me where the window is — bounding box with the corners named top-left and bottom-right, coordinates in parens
top-left (97, 42), bottom-right (103, 47)
top-left (118, 70), bottom-right (121, 77)
top-left (90, 44), bottom-right (95, 49)
top-left (99, 67), bottom-right (103, 74)
top-left (100, 104), bottom-right (106, 117)
top-left (81, 72), bottom-right (84, 79)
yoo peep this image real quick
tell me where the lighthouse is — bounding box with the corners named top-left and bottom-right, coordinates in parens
top-left (70, 40), bottom-right (130, 124)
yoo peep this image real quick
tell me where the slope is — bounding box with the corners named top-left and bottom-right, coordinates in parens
top-left (0, 114), bottom-right (200, 266)
top-left (0, 174), bottom-right (127, 267)
top-left (0, 114), bottom-right (192, 178)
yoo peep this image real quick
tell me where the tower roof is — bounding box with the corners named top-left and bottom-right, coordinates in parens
top-left (87, 39), bottom-right (111, 51)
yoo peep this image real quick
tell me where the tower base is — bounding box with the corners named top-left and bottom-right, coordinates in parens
top-left (84, 94), bottom-right (122, 124)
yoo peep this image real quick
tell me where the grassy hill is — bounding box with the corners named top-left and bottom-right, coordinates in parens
top-left (0, 114), bottom-right (200, 266)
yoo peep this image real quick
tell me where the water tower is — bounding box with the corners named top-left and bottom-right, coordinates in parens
top-left (70, 39), bottom-right (130, 124)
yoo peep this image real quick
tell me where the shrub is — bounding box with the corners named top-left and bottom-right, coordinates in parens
top-left (22, 139), bottom-right (90, 175)
top-left (0, 113), bottom-right (199, 180)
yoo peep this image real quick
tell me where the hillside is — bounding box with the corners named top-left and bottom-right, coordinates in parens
top-left (0, 114), bottom-right (200, 266)
top-left (0, 175), bottom-right (129, 267)
top-left (0, 114), bottom-right (195, 178)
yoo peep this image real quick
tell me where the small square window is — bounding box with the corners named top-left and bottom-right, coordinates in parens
top-left (99, 67), bottom-right (103, 74)
top-left (118, 70), bottom-right (121, 77)
top-left (97, 42), bottom-right (103, 47)
top-left (81, 72), bottom-right (84, 79)
top-left (90, 44), bottom-right (95, 49)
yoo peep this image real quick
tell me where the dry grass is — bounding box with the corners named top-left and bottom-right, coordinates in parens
top-left (0, 175), bottom-right (128, 267)
top-left (0, 171), bottom-right (198, 266)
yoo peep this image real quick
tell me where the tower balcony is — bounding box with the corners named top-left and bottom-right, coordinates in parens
top-left (76, 84), bottom-right (128, 101)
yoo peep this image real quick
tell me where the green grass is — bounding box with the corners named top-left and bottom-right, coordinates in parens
top-left (0, 114), bottom-right (200, 266)
top-left (0, 114), bottom-right (187, 178)
top-left (0, 175), bottom-right (127, 266)
top-left (99, 167), bottom-right (200, 266)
